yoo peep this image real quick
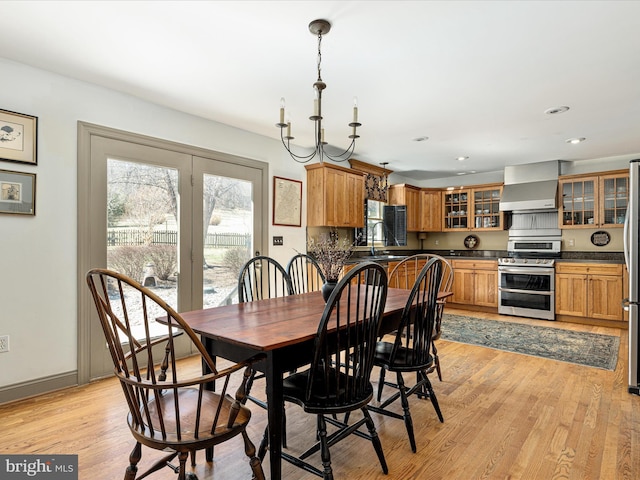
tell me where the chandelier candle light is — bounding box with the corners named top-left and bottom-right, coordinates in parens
top-left (277, 19), bottom-right (361, 163)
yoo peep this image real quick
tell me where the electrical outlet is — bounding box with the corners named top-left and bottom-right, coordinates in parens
top-left (435, 240), bottom-right (439, 245)
top-left (568, 238), bottom-right (575, 247)
top-left (0, 335), bottom-right (9, 353)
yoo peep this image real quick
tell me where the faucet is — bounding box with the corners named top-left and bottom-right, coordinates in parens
top-left (370, 221), bottom-right (385, 256)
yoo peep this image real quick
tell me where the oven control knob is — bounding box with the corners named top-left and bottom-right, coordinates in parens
top-left (523, 258), bottom-right (528, 263)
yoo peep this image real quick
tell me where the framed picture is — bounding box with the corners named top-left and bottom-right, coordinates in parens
top-left (273, 176), bottom-right (302, 227)
top-left (0, 169), bottom-right (36, 215)
top-left (0, 109), bottom-right (38, 165)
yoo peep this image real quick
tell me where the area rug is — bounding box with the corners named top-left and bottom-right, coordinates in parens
top-left (440, 314), bottom-right (620, 370)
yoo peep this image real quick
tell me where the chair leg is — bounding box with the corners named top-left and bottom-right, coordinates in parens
top-left (433, 342), bottom-right (442, 381)
top-left (396, 372), bottom-right (417, 453)
top-left (241, 430), bottom-right (265, 480)
top-left (257, 426), bottom-right (269, 462)
top-left (361, 407), bottom-right (388, 474)
top-left (377, 368), bottom-right (386, 401)
top-left (419, 370), bottom-right (444, 423)
top-left (317, 415), bottom-right (335, 480)
top-left (177, 451), bottom-right (189, 480)
top-left (282, 404), bottom-right (287, 448)
top-left (124, 442), bottom-right (141, 480)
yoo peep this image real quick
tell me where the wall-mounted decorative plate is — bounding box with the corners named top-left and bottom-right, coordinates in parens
top-left (590, 230), bottom-right (610, 247)
top-left (464, 234), bottom-right (479, 249)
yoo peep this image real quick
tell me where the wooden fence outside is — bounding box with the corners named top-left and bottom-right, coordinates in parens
top-left (107, 229), bottom-right (250, 248)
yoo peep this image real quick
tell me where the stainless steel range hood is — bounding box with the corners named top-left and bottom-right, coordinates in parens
top-left (499, 160), bottom-right (560, 211)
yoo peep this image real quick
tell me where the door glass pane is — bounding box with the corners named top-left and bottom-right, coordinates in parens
top-left (202, 174), bottom-right (253, 308)
top-left (107, 159), bottom-right (179, 339)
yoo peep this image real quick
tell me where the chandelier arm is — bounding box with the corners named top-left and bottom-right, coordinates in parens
top-left (280, 129), bottom-right (318, 163)
top-left (319, 138), bottom-right (357, 163)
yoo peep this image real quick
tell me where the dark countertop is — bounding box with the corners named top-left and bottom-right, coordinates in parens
top-left (349, 250), bottom-right (625, 264)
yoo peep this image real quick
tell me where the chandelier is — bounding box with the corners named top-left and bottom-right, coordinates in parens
top-left (276, 19), bottom-right (361, 163)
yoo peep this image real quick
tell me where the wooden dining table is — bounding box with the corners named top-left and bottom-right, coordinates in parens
top-left (177, 287), bottom-right (417, 480)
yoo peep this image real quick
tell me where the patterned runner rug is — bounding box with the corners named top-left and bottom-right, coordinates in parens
top-left (440, 314), bottom-right (620, 370)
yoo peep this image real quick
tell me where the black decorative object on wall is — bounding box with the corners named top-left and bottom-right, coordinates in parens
top-left (464, 235), bottom-right (479, 249)
top-left (591, 230), bottom-right (611, 247)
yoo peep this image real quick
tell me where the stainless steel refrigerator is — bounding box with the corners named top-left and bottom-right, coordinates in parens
top-left (624, 159), bottom-right (640, 395)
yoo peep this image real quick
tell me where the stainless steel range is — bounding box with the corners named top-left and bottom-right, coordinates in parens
top-left (498, 210), bottom-right (561, 321)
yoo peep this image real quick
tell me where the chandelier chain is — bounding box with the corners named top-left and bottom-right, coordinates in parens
top-left (316, 30), bottom-right (323, 82)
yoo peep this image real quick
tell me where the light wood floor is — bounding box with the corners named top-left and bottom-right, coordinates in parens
top-left (2, 308), bottom-right (639, 479)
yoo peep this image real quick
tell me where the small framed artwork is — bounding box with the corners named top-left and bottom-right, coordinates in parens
top-left (0, 109), bottom-right (38, 165)
top-left (273, 176), bottom-right (302, 227)
top-left (0, 169), bottom-right (36, 215)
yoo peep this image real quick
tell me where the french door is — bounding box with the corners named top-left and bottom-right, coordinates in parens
top-left (78, 124), bottom-right (267, 382)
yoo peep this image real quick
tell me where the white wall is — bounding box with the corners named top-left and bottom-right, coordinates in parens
top-left (0, 58), bottom-right (308, 389)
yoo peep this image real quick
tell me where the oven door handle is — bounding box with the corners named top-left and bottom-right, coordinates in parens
top-left (499, 287), bottom-right (554, 295)
top-left (498, 267), bottom-right (554, 275)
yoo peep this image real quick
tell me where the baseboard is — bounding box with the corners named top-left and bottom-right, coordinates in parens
top-left (0, 371), bottom-right (78, 406)
top-left (447, 303), bottom-right (497, 314)
top-left (555, 314), bottom-right (628, 329)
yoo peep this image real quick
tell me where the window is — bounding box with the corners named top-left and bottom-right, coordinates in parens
top-left (367, 199), bottom-right (386, 246)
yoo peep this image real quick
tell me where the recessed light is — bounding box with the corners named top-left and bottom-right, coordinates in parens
top-left (456, 156), bottom-right (469, 161)
top-left (456, 172), bottom-right (466, 176)
top-left (412, 136), bottom-right (429, 142)
top-left (566, 137), bottom-right (586, 144)
top-left (545, 106), bottom-right (570, 115)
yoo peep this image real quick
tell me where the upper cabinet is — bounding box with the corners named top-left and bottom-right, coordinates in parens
top-left (388, 184), bottom-right (421, 231)
top-left (559, 170), bottom-right (628, 228)
top-left (471, 185), bottom-right (504, 230)
top-left (600, 172), bottom-right (629, 227)
top-left (305, 163), bottom-right (365, 227)
top-left (442, 185), bottom-right (504, 231)
top-left (442, 188), bottom-right (470, 230)
top-left (420, 189), bottom-right (442, 232)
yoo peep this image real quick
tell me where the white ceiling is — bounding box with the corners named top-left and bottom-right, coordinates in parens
top-left (1, 1), bottom-right (639, 180)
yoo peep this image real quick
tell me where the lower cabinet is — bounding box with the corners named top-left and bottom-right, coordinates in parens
top-left (555, 263), bottom-right (624, 322)
top-left (450, 259), bottom-right (498, 308)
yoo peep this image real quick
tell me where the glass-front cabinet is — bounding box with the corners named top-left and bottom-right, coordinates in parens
top-left (471, 186), bottom-right (503, 230)
top-left (443, 189), bottom-right (469, 230)
top-left (559, 171), bottom-right (628, 228)
top-left (600, 173), bottom-right (628, 226)
top-left (442, 186), bottom-right (503, 231)
top-left (560, 176), bottom-right (597, 227)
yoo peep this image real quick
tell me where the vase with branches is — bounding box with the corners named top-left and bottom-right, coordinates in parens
top-left (307, 230), bottom-right (356, 300)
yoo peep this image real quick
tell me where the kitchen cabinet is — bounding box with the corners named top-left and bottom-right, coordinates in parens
top-left (305, 163), bottom-right (365, 227)
top-left (555, 262), bottom-right (624, 322)
top-left (559, 170), bottom-right (628, 229)
top-left (388, 184), bottom-right (421, 232)
top-left (442, 189), bottom-right (470, 231)
top-left (450, 259), bottom-right (498, 307)
top-left (420, 189), bottom-right (442, 232)
top-left (471, 185), bottom-right (504, 230)
top-left (599, 172), bottom-right (629, 227)
top-left (442, 186), bottom-right (504, 231)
